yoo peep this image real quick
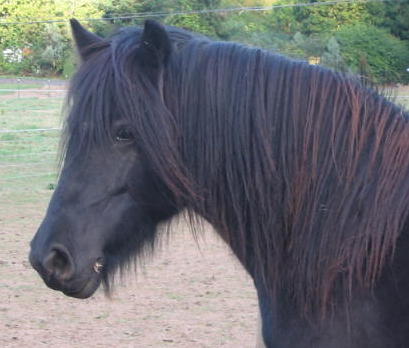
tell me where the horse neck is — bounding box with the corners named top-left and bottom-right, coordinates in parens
top-left (163, 41), bottom-right (284, 268)
top-left (163, 40), bottom-right (409, 320)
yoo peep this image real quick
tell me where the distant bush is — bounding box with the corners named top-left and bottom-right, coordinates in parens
top-left (335, 23), bottom-right (409, 84)
top-left (62, 51), bottom-right (77, 79)
top-left (0, 24), bottom-right (71, 76)
top-left (321, 37), bottom-right (347, 72)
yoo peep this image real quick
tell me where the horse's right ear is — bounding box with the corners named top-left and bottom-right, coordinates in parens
top-left (70, 19), bottom-right (103, 61)
top-left (139, 20), bottom-right (172, 68)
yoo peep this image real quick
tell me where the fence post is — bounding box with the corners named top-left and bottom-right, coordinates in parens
top-left (17, 78), bottom-right (21, 98)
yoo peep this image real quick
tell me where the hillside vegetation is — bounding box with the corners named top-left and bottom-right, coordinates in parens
top-left (0, 0), bottom-right (408, 83)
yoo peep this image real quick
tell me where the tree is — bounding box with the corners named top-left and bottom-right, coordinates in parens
top-left (0, 0), bottom-right (103, 75)
top-left (0, 0), bottom-right (408, 83)
top-left (95, 0), bottom-right (224, 37)
top-left (268, 0), bottom-right (385, 35)
top-left (336, 23), bottom-right (409, 84)
top-left (379, 0), bottom-right (409, 41)
top-left (321, 36), bottom-right (346, 71)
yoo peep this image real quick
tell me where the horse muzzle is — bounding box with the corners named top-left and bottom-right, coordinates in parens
top-left (29, 244), bottom-right (103, 299)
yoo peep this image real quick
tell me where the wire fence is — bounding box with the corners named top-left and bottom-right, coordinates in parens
top-left (1, 79), bottom-right (408, 198)
top-left (0, 0), bottom-right (389, 25)
top-left (0, 79), bottom-right (65, 206)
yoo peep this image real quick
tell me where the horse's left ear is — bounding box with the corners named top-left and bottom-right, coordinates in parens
top-left (139, 20), bottom-right (172, 67)
top-left (70, 19), bottom-right (103, 61)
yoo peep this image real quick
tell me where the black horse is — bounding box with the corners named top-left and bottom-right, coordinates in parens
top-left (30, 19), bottom-right (409, 347)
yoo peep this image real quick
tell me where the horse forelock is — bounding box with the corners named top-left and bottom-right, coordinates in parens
top-left (62, 30), bottom-right (140, 149)
top-left (61, 28), bottom-right (194, 200)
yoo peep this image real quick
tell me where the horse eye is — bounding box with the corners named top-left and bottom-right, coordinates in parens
top-left (115, 128), bottom-right (134, 143)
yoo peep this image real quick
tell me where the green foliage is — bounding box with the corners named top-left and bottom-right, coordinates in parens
top-left (93, 0), bottom-right (224, 37)
top-left (321, 37), bottom-right (346, 71)
top-left (162, 0), bottom-right (223, 37)
top-left (0, 0), bottom-right (408, 84)
top-left (268, 0), bottom-right (383, 35)
top-left (336, 23), bottom-right (409, 84)
top-left (0, 0), bottom-right (103, 76)
top-left (36, 24), bottom-right (68, 74)
top-left (62, 50), bottom-right (76, 79)
top-left (217, 8), bottom-right (271, 41)
top-left (378, 0), bottom-right (409, 41)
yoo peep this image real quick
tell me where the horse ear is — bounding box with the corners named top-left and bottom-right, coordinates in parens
top-left (70, 19), bottom-right (103, 61)
top-left (139, 20), bottom-right (172, 67)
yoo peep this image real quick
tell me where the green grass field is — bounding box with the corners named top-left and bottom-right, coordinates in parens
top-left (0, 84), bottom-right (64, 206)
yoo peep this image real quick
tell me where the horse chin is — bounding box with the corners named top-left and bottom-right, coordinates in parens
top-left (63, 277), bottom-right (101, 299)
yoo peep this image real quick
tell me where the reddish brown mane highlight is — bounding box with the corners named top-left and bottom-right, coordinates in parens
top-left (164, 39), bottom-right (409, 318)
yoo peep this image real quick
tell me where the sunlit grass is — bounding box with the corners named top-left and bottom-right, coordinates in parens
top-left (0, 90), bottom-right (64, 197)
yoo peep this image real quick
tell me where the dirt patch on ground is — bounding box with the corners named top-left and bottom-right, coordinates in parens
top-left (0, 203), bottom-right (259, 348)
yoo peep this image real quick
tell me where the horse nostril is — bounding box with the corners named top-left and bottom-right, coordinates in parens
top-left (43, 244), bottom-right (75, 281)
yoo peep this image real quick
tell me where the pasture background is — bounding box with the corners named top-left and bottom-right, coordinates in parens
top-left (0, 79), bottom-right (259, 347)
top-left (1, 79), bottom-right (409, 348)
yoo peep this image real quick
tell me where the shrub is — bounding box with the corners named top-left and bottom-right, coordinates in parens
top-left (335, 23), bottom-right (409, 84)
top-left (62, 52), bottom-right (77, 79)
top-left (321, 37), bottom-right (347, 72)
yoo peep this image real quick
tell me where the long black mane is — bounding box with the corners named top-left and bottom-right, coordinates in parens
top-left (64, 24), bottom-right (409, 318)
